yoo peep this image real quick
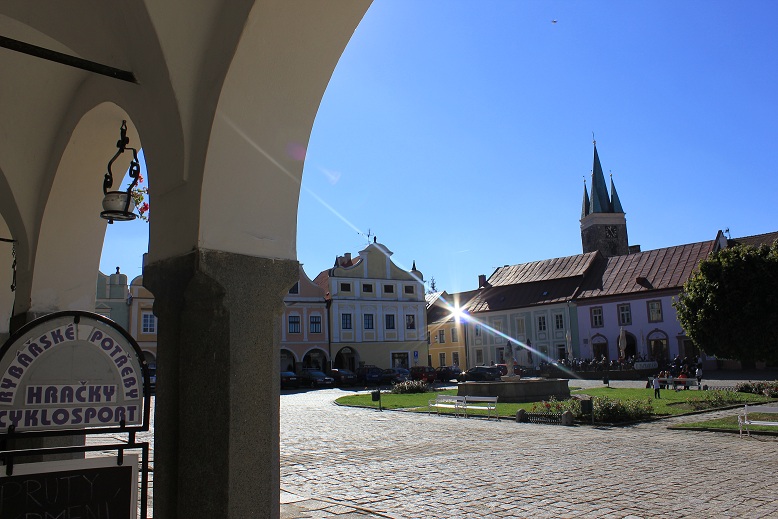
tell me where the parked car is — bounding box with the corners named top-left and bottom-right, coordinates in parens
top-left (435, 366), bottom-right (462, 382)
top-left (381, 368), bottom-right (410, 384)
top-left (356, 365), bottom-right (384, 385)
top-left (280, 371), bottom-right (300, 389)
top-left (330, 368), bottom-right (357, 386)
top-left (457, 366), bottom-right (502, 382)
top-left (410, 365), bottom-right (437, 383)
top-left (299, 369), bottom-right (335, 388)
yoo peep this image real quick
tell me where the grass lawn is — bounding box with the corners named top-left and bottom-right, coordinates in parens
top-left (335, 387), bottom-right (772, 420)
top-left (672, 412), bottom-right (778, 434)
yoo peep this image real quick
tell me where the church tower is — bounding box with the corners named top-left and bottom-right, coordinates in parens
top-left (580, 141), bottom-right (629, 257)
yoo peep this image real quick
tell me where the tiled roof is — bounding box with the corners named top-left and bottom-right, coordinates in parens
top-left (576, 240), bottom-right (715, 300)
top-left (466, 277), bottom-right (585, 313)
top-left (487, 252), bottom-right (599, 286)
top-left (728, 231), bottom-right (778, 248)
top-left (428, 290), bottom-right (478, 324)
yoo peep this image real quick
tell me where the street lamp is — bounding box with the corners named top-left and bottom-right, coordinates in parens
top-left (100, 120), bottom-right (140, 223)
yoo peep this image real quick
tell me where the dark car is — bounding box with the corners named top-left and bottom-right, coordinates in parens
top-left (435, 366), bottom-right (461, 382)
top-left (299, 369), bottom-right (335, 388)
top-left (356, 365), bottom-right (384, 385)
top-left (280, 371), bottom-right (300, 389)
top-left (330, 368), bottom-right (357, 386)
top-left (410, 365), bottom-right (437, 383)
top-left (457, 366), bottom-right (502, 382)
top-left (381, 368), bottom-right (410, 384)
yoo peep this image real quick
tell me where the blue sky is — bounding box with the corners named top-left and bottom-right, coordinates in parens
top-left (102, 1), bottom-right (778, 292)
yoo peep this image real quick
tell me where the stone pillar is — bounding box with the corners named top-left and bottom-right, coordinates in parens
top-left (145, 250), bottom-right (297, 519)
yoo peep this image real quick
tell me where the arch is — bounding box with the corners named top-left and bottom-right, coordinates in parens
top-left (280, 348), bottom-right (297, 373)
top-left (591, 333), bottom-right (609, 360)
top-left (302, 348), bottom-right (328, 371)
top-left (32, 102), bottom-right (136, 315)
top-left (334, 346), bottom-right (360, 372)
top-left (647, 329), bottom-right (669, 362)
top-left (143, 351), bottom-right (156, 365)
top-left (616, 331), bottom-right (638, 360)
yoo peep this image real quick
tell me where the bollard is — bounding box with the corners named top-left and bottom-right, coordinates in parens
top-left (371, 390), bottom-right (382, 411)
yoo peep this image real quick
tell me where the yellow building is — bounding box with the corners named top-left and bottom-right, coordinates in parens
top-left (426, 290), bottom-right (477, 370)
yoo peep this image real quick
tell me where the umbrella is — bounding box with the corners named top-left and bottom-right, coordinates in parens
top-left (618, 327), bottom-right (627, 359)
top-left (565, 330), bottom-right (572, 359)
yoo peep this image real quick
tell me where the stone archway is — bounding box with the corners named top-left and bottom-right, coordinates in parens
top-left (280, 349), bottom-right (297, 372)
top-left (302, 348), bottom-right (328, 371)
top-left (334, 346), bottom-right (359, 371)
top-left (648, 329), bottom-right (669, 362)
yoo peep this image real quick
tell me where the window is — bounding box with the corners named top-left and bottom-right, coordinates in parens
top-left (288, 315), bottom-right (300, 334)
top-left (404, 285), bottom-right (414, 294)
top-left (142, 312), bottom-right (156, 334)
top-left (405, 314), bottom-right (416, 330)
top-left (438, 330), bottom-right (445, 343)
top-left (590, 307), bottom-right (604, 328)
top-left (648, 300), bottom-right (663, 322)
top-left (451, 328), bottom-right (458, 342)
top-left (309, 315), bottom-right (322, 333)
top-left (452, 352), bottom-right (460, 366)
top-left (341, 313), bottom-right (352, 330)
top-left (385, 314), bottom-right (395, 330)
top-left (475, 324), bottom-right (481, 336)
top-left (363, 313), bottom-right (374, 330)
top-left (618, 303), bottom-right (632, 325)
top-left (340, 282), bottom-right (351, 292)
top-left (537, 315), bottom-right (547, 332)
top-left (288, 282), bottom-right (299, 294)
top-left (515, 318), bottom-right (526, 336)
top-left (439, 353), bottom-right (446, 366)
top-left (475, 349), bottom-right (484, 365)
top-left (362, 283), bottom-right (373, 293)
top-left (554, 314), bottom-right (564, 330)
top-left (383, 284), bottom-right (394, 294)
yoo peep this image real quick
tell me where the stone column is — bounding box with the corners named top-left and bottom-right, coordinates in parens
top-left (145, 250), bottom-right (297, 519)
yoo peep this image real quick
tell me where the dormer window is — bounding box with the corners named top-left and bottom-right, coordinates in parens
top-left (340, 282), bottom-right (351, 292)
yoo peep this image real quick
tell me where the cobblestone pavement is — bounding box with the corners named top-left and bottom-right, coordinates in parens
top-left (281, 378), bottom-right (778, 519)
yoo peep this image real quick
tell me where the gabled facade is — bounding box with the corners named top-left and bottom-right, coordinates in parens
top-left (314, 241), bottom-right (427, 370)
top-left (426, 290), bottom-right (477, 370)
top-left (280, 264), bottom-right (329, 371)
top-left (95, 267), bottom-right (157, 365)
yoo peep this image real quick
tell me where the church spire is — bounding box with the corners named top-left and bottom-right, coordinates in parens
top-left (610, 174), bottom-right (624, 213)
top-left (581, 179), bottom-right (590, 219)
top-left (589, 142), bottom-right (610, 213)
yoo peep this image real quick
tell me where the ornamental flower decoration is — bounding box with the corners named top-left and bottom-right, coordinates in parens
top-left (130, 173), bottom-right (150, 222)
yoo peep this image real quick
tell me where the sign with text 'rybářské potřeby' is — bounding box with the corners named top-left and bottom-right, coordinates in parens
top-left (0, 312), bottom-right (147, 433)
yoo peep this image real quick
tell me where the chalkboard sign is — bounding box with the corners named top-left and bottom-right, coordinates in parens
top-left (0, 455), bottom-right (138, 518)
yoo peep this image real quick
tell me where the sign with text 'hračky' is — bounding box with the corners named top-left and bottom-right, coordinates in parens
top-left (0, 312), bottom-right (147, 433)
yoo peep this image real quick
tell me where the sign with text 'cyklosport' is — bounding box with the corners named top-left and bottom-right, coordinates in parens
top-left (0, 312), bottom-right (147, 433)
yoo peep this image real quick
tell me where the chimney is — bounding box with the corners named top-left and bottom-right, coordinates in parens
top-left (478, 274), bottom-right (487, 288)
top-left (629, 245), bottom-right (641, 254)
top-left (344, 253), bottom-right (351, 264)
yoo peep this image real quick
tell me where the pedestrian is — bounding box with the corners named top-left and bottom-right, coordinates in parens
top-left (695, 366), bottom-right (703, 388)
top-left (652, 376), bottom-right (661, 399)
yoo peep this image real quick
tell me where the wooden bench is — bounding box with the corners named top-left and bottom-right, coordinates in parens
top-left (428, 395), bottom-right (465, 417)
top-left (738, 404), bottom-right (778, 437)
top-left (463, 396), bottom-right (498, 420)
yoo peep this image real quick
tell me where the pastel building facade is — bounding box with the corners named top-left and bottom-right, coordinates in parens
top-left (279, 265), bottom-right (329, 372)
top-left (426, 290), bottom-right (477, 370)
top-left (314, 241), bottom-right (427, 370)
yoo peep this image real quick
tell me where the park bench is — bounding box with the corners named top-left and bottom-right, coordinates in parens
top-left (428, 395), bottom-right (465, 417)
top-left (649, 377), bottom-right (700, 390)
top-left (463, 395), bottom-right (498, 420)
top-left (738, 404), bottom-right (778, 437)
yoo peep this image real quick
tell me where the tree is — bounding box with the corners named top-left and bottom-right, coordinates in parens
top-left (426, 277), bottom-right (438, 294)
top-left (674, 240), bottom-right (778, 364)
